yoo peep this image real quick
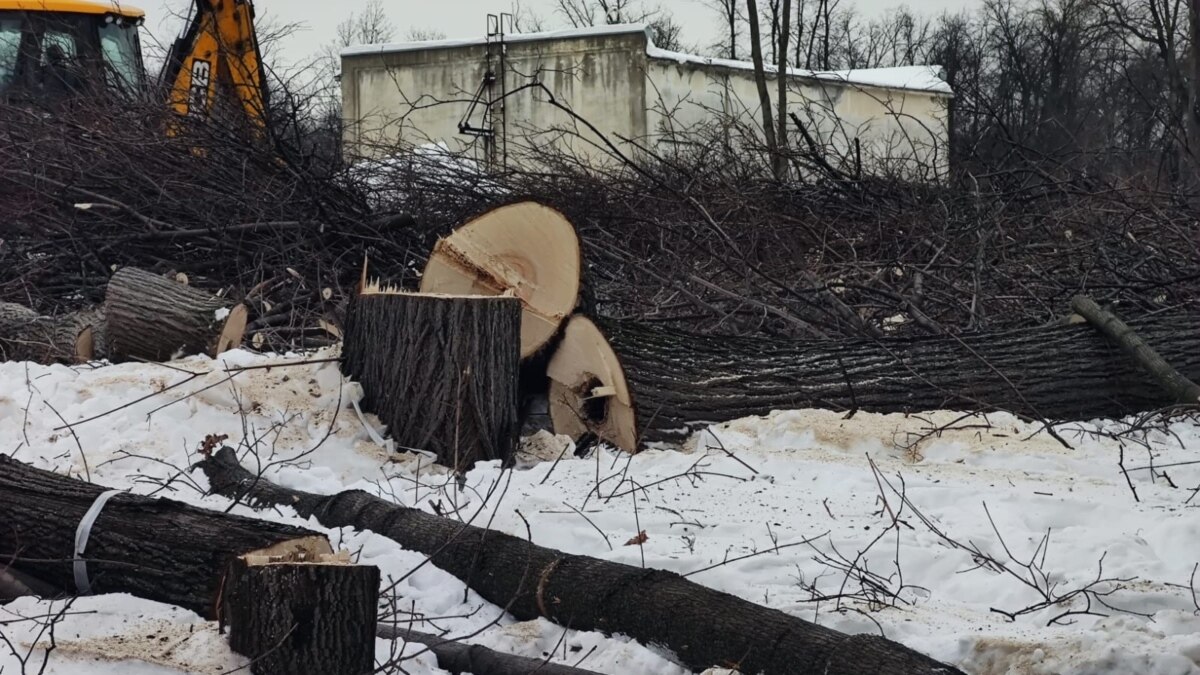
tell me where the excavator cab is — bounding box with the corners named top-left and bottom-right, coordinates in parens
top-left (0, 0), bottom-right (146, 104)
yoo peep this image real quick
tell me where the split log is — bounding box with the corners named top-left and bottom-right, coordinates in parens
top-left (419, 201), bottom-right (581, 359)
top-left (341, 286), bottom-right (521, 470)
top-left (547, 313), bottom-right (1200, 451)
top-left (224, 552), bottom-right (378, 675)
top-left (104, 266), bottom-right (248, 363)
top-left (377, 624), bottom-right (603, 675)
top-left (197, 447), bottom-right (966, 675)
top-left (0, 454), bottom-right (331, 618)
top-left (0, 302), bottom-right (95, 364)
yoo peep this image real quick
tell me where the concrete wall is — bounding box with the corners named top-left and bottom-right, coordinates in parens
top-left (341, 26), bottom-right (950, 179)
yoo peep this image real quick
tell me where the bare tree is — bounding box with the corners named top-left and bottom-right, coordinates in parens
top-left (745, 0), bottom-right (780, 171)
top-left (775, 0), bottom-right (792, 179)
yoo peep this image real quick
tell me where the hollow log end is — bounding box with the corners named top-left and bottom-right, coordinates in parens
top-left (418, 201), bottom-right (581, 359)
top-left (547, 315), bottom-right (638, 453)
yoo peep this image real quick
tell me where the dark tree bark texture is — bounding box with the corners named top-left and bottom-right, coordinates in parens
top-left (224, 556), bottom-right (379, 675)
top-left (0, 301), bottom-right (94, 364)
top-left (0, 454), bottom-right (330, 618)
top-left (551, 313), bottom-right (1200, 449)
top-left (104, 266), bottom-right (248, 363)
top-left (341, 289), bottom-right (521, 471)
top-left (196, 447), bottom-right (966, 675)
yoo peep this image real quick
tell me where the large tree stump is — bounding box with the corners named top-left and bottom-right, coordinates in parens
top-left (0, 301), bottom-right (97, 364)
top-left (341, 286), bottom-right (521, 471)
top-left (547, 313), bottom-right (1200, 451)
top-left (224, 552), bottom-right (378, 675)
top-left (419, 201), bottom-right (581, 359)
top-left (104, 267), bottom-right (248, 363)
top-left (0, 454), bottom-right (331, 618)
top-left (197, 447), bottom-right (966, 675)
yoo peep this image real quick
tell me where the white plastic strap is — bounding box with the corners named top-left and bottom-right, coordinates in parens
top-left (73, 489), bottom-right (123, 594)
top-left (352, 397), bottom-right (395, 455)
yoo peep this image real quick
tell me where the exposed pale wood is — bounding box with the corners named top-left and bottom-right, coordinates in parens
top-left (341, 289), bottom-right (522, 471)
top-left (419, 201), bottom-right (581, 358)
top-left (197, 447), bottom-right (966, 675)
top-left (104, 267), bottom-right (247, 362)
top-left (547, 315), bottom-right (637, 452)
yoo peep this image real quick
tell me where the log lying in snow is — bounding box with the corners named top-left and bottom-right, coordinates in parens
top-left (547, 313), bottom-right (1200, 451)
top-left (342, 286), bottom-right (522, 470)
top-left (377, 624), bottom-right (603, 675)
top-left (196, 447), bottom-right (966, 675)
top-left (104, 266), bottom-right (248, 363)
top-left (0, 454), bottom-right (331, 618)
top-left (419, 201), bottom-right (582, 359)
top-left (224, 552), bottom-right (379, 675)
top-left (0, 302), bottom-right (98, 364)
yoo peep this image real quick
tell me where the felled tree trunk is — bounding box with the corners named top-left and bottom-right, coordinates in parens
top-left (196, 447), bottom-right (965, 675)
top-left (547, 313), bottom-right (1200, 451)
top-left (341, 286), bottom-right (521, 471)
top-left (0, 454), bottom-right (331, 618)
top-left (104, 266), bottom-right (248, 363)
top-left (419, 201), bottom-right (582, 359)
top-left (0, 302), bottom-right (96, 364)
top-left (224, 553), bottom-right (378, 675)
top-left (377, 624), bottom-right (603, 675)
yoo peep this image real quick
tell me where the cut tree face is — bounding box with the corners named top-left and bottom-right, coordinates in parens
top-left (546, 315), bottom-right (638, 452)
top-left (419, 201), bottom-right (581, 359)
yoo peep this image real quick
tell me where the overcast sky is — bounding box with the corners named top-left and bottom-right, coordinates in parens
top-left (135, 0), bottom-right (984, 67)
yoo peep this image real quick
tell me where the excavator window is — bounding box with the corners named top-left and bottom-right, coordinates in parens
top-left (0, 10), bottom-right (144, 103)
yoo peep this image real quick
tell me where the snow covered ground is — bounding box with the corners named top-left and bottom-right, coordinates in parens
top-left (2, 348), bottom-right (1198, 675)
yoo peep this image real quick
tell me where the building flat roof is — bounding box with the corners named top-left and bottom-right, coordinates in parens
top-left (342, 23), bottom-right (951, 96)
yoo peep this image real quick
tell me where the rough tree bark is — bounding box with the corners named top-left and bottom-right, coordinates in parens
top-left (1071, 296), bottom-right (1200, 405)
top-left (0, 302), bottom-right (96, 364)
top-left (196, 447), bottom-right (966, 675)
top-left (104, 266), bottom-right (248, 363)
top-left (341, 287), bottom-right (522, 471)
top-left (377, 624), bottom-right (603, 675)
top-left (547, 313), bottom-right (1200, 451)
top-left (224, 554), bottom-right (378, 675)
top-left (0, 454), bottom-right (331, 618)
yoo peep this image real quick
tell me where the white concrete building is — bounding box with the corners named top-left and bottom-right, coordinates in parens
top-left (340, 24), bottom-right (951, 180)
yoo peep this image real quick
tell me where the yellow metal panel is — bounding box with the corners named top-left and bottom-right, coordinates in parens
top-left (0, 0), bottom-right (145, 18)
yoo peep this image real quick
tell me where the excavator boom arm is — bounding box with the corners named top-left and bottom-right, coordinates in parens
top-left (162, 0), bottom-right (267, 128)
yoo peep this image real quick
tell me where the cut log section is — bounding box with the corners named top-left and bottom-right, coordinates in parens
top-left (419, 201), bottom-right (581, 359)
top-left (0, 454), bottom-right (330, 618)
top-left (548, 313), bottom-right (1200, 451)
top-left (0, 301), bottom-right (96, 364)
top-left (104, 266), bottom-right (248, 363)
top-left (224, 551), bottom-right (379, 675)
top-left (341, 285), bottom-right (522, 470)
top-left (197, 447), bottom-right (966, 675)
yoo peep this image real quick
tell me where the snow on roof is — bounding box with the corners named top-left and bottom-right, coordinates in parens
top-left (342, 24), bottom-right (952, 96)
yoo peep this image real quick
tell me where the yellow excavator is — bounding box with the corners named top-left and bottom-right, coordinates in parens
top-left (0, 0), bottom-right (267, 127)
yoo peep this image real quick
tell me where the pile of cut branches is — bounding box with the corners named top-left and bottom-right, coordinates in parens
top-left (0, 99), bottom-right (436, 351)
